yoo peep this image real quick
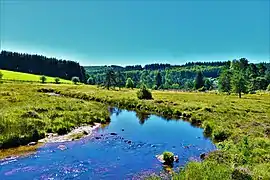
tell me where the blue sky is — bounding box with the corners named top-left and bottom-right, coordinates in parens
top-left (1, 0), bottom-right (269, 66)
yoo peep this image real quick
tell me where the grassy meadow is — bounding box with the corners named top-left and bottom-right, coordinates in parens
top-left (1, 70), bottom-right (73, 84)
top-left (0, 81), bottom-right (269, 179)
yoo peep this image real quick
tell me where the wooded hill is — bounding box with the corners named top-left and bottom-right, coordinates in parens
top-left (0, 51), bottom-right (86, 82)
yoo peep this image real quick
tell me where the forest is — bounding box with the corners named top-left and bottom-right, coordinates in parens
top-left (85, 58), bottom-right (270, 95)
top-left (0, 51), bottom-right (86, 82)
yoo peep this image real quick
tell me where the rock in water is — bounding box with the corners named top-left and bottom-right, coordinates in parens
top-left (156, 154), bottom-right (165, 163)
top-left (27, 142), bottom-right (37, 146)
top-left (58, 145), bottom-right (67, 151)
top-left (110, 132), bottom-right (117, 135)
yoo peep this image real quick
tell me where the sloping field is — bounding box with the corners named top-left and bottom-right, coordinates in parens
top-left (0, 70), bottom-right (72, 84)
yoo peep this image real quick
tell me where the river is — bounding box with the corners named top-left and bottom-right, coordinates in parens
top-left (0, 108), bottom-right (216, 179)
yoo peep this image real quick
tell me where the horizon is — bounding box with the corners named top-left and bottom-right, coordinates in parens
top-left (1, 1), bottom-right (269, 66)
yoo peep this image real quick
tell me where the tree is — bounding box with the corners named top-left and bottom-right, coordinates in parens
top-left (137, 84), bottom-right (153, 99)
top-left (87, 77), bottom-right (95, 85)
top-left (171, 83), bottom-right (180, 89)
top-left (55, 77), bottom-right (60, 84)
top-left (204, 78), bottom-right (213, 90)
top-left (116, 71), bottom-right (125, 89)
top-left (231, 71), bottom-right (248, 98)
top-left (258, 63), bottom-right (267, 76)
top-left (104, 69), bottom-right (116, 89)
top-left (40, 75), bottom-right (47, 84)
top-left (155, 71), bottom-right (162, 89)
top-left (126, 78), bottom-right (134, 89)
top-left (71, 76), bottom-right (80, 85)
top-left (194, 71), bottom-right (204, 89)
top-left (218, 70), bottom-right (232, 94)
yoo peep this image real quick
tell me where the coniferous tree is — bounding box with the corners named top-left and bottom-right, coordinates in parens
top-left (194, 71), bottom-right (204, 89)
top-left (155, 71), bottom-right (162, 89)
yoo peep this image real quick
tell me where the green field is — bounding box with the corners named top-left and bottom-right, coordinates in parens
top-left (0, 81), bottom-right (269, 179)
top-left (0, 70), bottom-right (72, 84)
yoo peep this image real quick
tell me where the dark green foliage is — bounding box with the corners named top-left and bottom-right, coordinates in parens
top-left (194, 71), bottom-right (204, 89)
top-left (231, 71), bottom-right (248, 98)
top-left (218, 69), bottom-right (232, 94)
top-left (104, 69), bottom-right (117, 89)
top-left (162, 151), bottom-right (174, 165)
top-left (126, 78), bottom-right (134, 89)
top-left (40, 75), bottom-right (47, 84)
top-left (71, 76), bottom-right (80, 85)
top-left (0, 50), bottom-right (86, 82)
top-left (87, 77), bottom-right (95, 85)
top-left (137, 84), bottom-right (153, 100)
top-left (55, 77), bottom-right (60, 84)
top-left (155, 71), bottom-right (162, 89)
top-left (204, 78), bottom-right (213, 90)
top-left (213, 129), bottom-right (231, 142)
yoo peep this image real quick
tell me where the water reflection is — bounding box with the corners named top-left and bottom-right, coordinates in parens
top-left (136, 111), bottom-right (151, 125)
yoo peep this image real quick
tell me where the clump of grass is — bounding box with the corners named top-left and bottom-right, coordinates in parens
top-left (163, 151), bottom-right (174, 166)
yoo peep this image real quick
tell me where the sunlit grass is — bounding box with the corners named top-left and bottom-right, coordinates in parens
top-left (1, 70), bottom-right (72, 84)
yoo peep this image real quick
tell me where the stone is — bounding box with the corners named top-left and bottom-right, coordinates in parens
top-left (110, 132), bottom-right (117, 136)
top-left (174, 155), bottom-right (179, 162)
top-left (57, 145), bottom-right (67, 151)
top-left (121, 128), bottom-right (124, 131)
top-left (27, 142), bottom-right (37, 146)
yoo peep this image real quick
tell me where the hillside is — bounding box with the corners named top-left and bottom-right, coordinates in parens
top-left (0, 70), bottom-right (72, 84)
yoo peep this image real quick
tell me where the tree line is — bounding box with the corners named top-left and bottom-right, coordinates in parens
top-left (0, 51), bottom-right (86, 82)
top-left (87, 58), bottom-right (270, 98)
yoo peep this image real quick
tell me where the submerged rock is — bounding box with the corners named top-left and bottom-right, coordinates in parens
top-left (57, 145), bottom-right (67, 151)
top-left (110, 132), bottom-right (117, 136)
top-left (121, 128), bottom-right (124, 131)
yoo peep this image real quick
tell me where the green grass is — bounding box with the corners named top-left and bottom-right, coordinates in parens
top-left (0, 70), bottom-right (72, 84)
top-left (0, 83), bottom-right (110, 150)
top-left (1, 82), bottom-right (270, 179)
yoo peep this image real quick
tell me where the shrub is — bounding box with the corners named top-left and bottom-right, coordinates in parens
top-left (232, 167), bottom-right (252, 180)
top-left (71, 76), bottom-right (80, 85)
top-left (163, 151), bottom-right (174, 165)
top-left (213, 129), bottom-right (231, 142)
top-left (40, 75), bottom-right (47, 83)
top-left (137, 85), bottom-right (153, 100)
top-left (55, 77), bottom-right (60, 84)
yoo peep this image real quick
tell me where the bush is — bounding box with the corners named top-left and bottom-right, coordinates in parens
top-left (137, 85), bottom-right (153, 100)
top-left (40, 75), bottom-right (47, 83)
top-left (71, 76), bottom-right (80, 85)
top-left (55, 77), bottom-right (60, 84)
top-left (163, 151), bottom-right (174, 165)
top-left (213, 129), bottom-right (231, 142)
top-left (232, 167), bottom-right (252, 180)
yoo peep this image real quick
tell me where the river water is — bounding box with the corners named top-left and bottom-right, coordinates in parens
top-left (0, 109), bottom-right (216, 180)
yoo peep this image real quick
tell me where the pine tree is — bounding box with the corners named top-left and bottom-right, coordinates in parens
top-left (194, 71), bottom-right (204, 89)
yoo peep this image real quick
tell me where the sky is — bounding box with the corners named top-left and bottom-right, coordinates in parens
top-left (0, 0), bottom-right (269, 66)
